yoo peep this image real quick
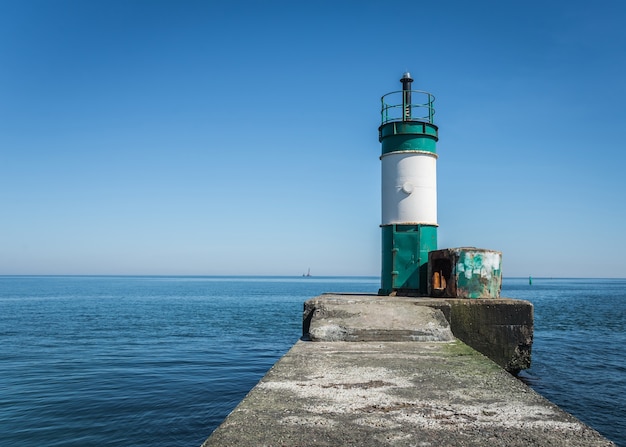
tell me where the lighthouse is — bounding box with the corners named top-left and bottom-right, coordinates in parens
top-left (379, 73), bottom-right (439, 296)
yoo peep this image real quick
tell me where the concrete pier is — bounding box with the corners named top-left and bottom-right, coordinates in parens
top-left (303, 294), bottom-right (533, 374)
top-left (202, 295), bottom-right (615, 446)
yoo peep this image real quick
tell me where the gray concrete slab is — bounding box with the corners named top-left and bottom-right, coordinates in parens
top-left (303, 294), bottom-right (533, 373)
top-left (202, 340), bottom-right (614, 446)
top-left (306, 296), bottom-right (454, 342)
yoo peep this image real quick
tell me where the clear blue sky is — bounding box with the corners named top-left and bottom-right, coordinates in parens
top-left (1, 0), bottom-right (625, 277)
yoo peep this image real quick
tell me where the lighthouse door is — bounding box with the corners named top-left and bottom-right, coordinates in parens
top-left (392, 229), bottom-right (421, 291)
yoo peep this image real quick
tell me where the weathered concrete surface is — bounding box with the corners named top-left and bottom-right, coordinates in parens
top-left (303, 294), bottom-right (532, 373)
top-left (304, 295), bottom-right (454, 342)
top-left (447, 299), bottom-right (533, 374)
top-left (202, 340), bottom-right (614, 447)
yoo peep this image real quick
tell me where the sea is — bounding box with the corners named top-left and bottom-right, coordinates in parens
top-left (0, 276), bottom-right (624, 447)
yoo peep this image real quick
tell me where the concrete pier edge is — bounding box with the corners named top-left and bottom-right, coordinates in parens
top-left (202, 294), bottom-right (615, 446)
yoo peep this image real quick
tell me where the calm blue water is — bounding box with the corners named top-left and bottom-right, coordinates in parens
top-left (510, 278), bottom-right (626, 446)
top-left (0, 276), bottom-right (624, 446)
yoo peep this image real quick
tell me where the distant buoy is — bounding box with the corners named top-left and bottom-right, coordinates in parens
top-left (529, 275), bottom-right (533, 285)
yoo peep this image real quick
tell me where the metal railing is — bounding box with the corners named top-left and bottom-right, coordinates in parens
top-left (381, 90), bottom-right (435, 125)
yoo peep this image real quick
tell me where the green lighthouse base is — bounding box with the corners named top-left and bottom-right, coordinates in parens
top-left (379, 224), bottom-right (437, 296)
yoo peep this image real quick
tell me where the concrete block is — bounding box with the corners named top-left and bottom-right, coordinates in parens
top-left (303, 294), bottom-right (454, 342)
top-left (446, 299), bottom-right (533, 374)
top-left (303, 294), bottom-right (533, 374)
